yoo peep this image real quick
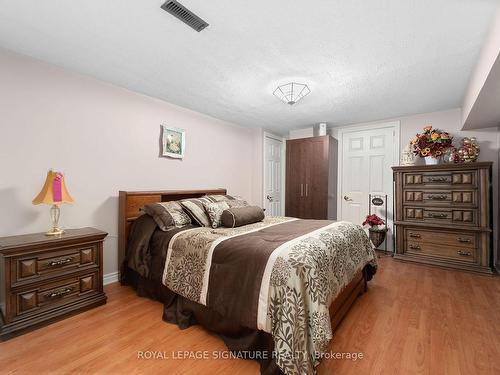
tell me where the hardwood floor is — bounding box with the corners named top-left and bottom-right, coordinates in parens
top-left (1, 256), bottom-right (499, 375)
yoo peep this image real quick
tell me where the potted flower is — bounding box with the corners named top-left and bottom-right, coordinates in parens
top-left (362, 214), bottom-right (388, 249)
top-left (411, 126), bottom-right (453, 165)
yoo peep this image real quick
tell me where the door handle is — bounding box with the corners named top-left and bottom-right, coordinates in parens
top-left (300, 184), bottom-right (304, 197)
top-left (305, 184), bottom-right (308, 197)
top-left (266, 195), bottom-right (273, 202)
top-left (344, 196), bottom-right (353, 201)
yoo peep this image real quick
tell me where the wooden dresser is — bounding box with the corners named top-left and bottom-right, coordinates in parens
top-left (392, 162), bottom-right (493, 274)
top-left (0, 228), bottom-right (107, 339)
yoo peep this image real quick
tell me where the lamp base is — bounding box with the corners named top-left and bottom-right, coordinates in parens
top-left (46, 205), bottom-right (64, 236)
top-left (46, 227), bottom-right (65, 236)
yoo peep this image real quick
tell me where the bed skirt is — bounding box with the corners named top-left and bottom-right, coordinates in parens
top-left (121, 264), bottom-right (373, 375)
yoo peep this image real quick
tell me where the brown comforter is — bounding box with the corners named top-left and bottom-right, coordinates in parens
top-left (124, 215), bottom-right (377, 375)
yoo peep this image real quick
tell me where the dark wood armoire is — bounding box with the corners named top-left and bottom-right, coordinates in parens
top-left (285, 135), bottom-right (337, 219)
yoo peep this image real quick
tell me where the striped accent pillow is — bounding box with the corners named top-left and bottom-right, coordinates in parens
top-left (143, 201), bottom-right (191, 230)
top-left (205, 194), bottom-right (247, 204)
top-left (180, 198), bottom-right (212, 227)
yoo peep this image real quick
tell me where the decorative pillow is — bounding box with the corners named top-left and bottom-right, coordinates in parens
top-left (203, 201), bottom-right (230, 228)
top-left (143, 203), bottom-right (176, 231)
top-left (221, 206), bottom-right (265, 228)
top-left (205, 194), bottom-right (245, 203)
top-left (144, 201), bottom-right (191, 230)
top-left (205, 194), bottom-right (231, 202)
top-left (226, 199), bottom-right (249, 208)
top-left (180, 198), bottom-right (212, 227)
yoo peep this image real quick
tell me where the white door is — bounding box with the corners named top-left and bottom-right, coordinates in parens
top-left (339, 124), bottom-right (399, 251)
top-left (264, 135), bottom-right (284, 216)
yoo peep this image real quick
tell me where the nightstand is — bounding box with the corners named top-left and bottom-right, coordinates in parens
top-left (0, 227), bottom-right (107, 340)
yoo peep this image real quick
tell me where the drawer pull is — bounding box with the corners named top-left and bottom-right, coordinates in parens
top-left (409, 233), bottom-right (421, 238)
top-left (44, 287), bottom-right (74, 299)
top-left (429, 177), bottom-right (447, 182)
top-left (47, 258), bottom-right (73, 267)
top-left (428, 213), bottom-right (447, 218)
top-left (457, 238), bottom-right (472, 243)
top-left (428, 195), bottom-right (447, 200)
top-left (409, 244), bottom-right (421, 250)
top-left (457, 250), bottom-right (472, 257)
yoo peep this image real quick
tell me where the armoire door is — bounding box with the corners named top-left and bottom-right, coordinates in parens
top-left (307, 137), bottom-right (329, 219)
top-left (285, 139), bottom-right (307, 218)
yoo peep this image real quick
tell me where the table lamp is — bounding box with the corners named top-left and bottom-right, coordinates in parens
top-left (32, 170), bottom-right (74, 236)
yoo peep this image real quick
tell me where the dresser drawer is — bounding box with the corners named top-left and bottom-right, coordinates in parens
top-left (403, 171), bottom-right (477, 188)
top-left (405, 241), bottom-right (477, 263)
top-left (404, 207), bottom-right (478, 226)
top-left (404, 190), bottom-right (477, 206)
top-left (13, 271), bottom-right (99, 318)
top-left (404, 228), bottom-right (477, 248)
top-left (12, 244), bottom-right (98, 285)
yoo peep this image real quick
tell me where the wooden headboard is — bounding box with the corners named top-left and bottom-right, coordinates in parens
top-left (118, 188), bottom-right (227, 263)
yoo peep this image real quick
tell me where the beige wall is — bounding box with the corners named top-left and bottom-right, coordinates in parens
top-left (0, 49), bottom-right (261, 277)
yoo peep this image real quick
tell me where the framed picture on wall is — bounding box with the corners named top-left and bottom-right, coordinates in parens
top-left (161, 125), bottom-right (185, 159)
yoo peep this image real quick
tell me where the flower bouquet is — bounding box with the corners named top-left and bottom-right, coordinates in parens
top-left (362, 214), bottom-right (387, 248)
top-left (411, 126), bottom-right (453, 164)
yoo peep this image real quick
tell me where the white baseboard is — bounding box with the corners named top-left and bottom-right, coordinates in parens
top-left (103, 271), bottom-right (120, 285)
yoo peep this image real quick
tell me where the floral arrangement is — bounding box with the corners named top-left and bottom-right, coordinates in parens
top-left (411, 126), bottom-right (453, 158)
top-left (362, 214), bottom-right (385, 229)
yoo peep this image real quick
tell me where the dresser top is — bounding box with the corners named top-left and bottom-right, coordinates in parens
top-left (0, 227), bottom-right (108, 253)
top-left (392, 161), bottom-right (493, 172)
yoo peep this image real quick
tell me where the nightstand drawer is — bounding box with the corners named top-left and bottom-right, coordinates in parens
top-left (13, 244), bottom-right (98, 285)
top-left (14, 271), bottom-right (99, 317)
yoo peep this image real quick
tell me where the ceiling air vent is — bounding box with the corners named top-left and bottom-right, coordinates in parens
top-left (161, 0), bottom-right (209, 32)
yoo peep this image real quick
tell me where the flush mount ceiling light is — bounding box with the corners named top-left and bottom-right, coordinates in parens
top-left (273, 82), bottom-right (311, 105)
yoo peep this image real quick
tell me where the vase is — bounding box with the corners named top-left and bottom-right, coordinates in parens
top-left (368, 227), bottom-right (387, 249)
top-left (424, 156), bottom-right (441, 165)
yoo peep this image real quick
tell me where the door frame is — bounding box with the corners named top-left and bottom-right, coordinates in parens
top-left (334, 121), bottom-right (400, 222)
top-left (262, 131), bottom-right (286, 215)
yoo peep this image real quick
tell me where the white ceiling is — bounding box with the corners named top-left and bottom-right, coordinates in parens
top-left (0, 0), bottom-right (498, 134)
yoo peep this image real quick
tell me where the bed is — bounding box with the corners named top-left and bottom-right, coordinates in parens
top-left (118, 189), bottom-right (377, 375)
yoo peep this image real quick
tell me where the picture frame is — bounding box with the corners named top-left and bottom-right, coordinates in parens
top-left (161, 125), bottom-right (185, 159)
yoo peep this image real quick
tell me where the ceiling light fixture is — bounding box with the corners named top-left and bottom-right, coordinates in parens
top-left (273, 82), bottom-right (311, 105)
